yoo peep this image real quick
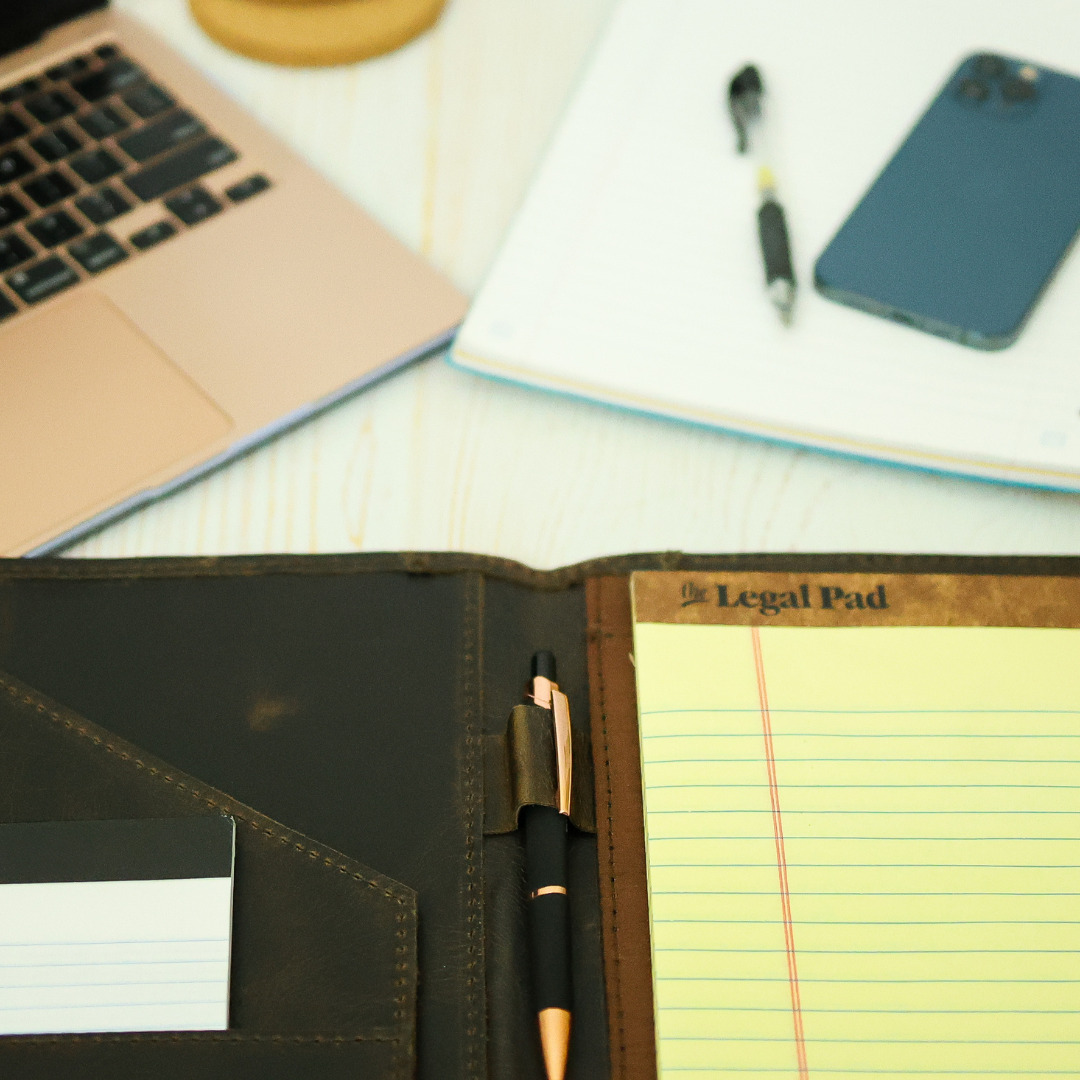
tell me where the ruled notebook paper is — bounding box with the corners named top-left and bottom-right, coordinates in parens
top-left (453, 0), bottom-right (1080, 490)
top-left (632, 622), bottom-right (1080, 1078)
top-left (0, 817), bottom-right (234, 1035)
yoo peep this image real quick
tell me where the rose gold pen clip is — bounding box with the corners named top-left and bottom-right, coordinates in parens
top-left (529, 675), bottom-right (573, 816)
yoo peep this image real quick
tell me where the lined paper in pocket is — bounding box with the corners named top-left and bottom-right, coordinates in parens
top-left (0, 817), bottom-right (234, 1036)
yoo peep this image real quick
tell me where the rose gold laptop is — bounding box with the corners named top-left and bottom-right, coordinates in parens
top-left (0, 1), bottom-right (467, 557)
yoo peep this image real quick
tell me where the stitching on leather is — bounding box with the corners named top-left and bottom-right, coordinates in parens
top-left (0, 678), bottom-right (410, 906)
top-left (461, 572), bottom-right (485, 1079)
top-left (4, 1033), bottom-right (398, 1045)
top-left (7, 551), bottom-right (1072, 592)
top-left (0, 676), bottom-right (416, 1060)
top-left (593, 579), bottom-right (628, 1079)
top-left (390, 906), bottom-right (411, 1080)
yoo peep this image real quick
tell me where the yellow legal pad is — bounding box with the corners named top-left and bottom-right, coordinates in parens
top-left (631, 621), bottom-right (1080, 1079)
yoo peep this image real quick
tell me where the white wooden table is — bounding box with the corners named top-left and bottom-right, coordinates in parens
top-left (67, 0), bottom-right (1080, 567)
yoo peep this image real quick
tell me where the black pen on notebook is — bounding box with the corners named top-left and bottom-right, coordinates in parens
top-left (524, 650), bottom-right (573, 1080)
top-left (727, 64), bottom-right (797, 326)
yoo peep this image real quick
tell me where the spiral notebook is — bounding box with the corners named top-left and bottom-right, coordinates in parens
top-left (452, 0), bottom-right (1080, 490)
top-left (630, 574), bottom-right (1080, 1077)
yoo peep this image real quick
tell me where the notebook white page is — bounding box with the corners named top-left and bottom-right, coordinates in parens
top-left (453, 0), bottom-right (1080, 489)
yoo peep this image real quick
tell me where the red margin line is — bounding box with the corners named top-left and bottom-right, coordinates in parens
top-left (751, 626), bottom-right (809, 1079)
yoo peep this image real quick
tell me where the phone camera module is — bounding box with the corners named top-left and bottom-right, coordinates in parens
top-left (972, 54), bottom-right (1007, 79)
top-left (1002, 76), bottom-right (1038, 104)
top-left (957, 77), bottom-right (990, 103)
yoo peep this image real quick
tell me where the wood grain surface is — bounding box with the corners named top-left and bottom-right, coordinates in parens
top-left (66, 0), bottom-right (1080, 565)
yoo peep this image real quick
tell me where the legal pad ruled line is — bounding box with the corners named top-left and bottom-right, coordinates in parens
top-left (633, 622), bottom-right (1080, 1079)
top-left (751, 625), bottom-right (809, 1080)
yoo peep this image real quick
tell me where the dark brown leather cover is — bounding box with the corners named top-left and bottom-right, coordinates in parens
top-left (0, 562), bottom-right (496, 1080)
top-left (0, 555), bottom-right (614, 1080)
top-left (2, 550), bottom-right (1079, 1080)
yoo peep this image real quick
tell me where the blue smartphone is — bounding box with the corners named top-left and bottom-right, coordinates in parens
top-left (814, 53), bottom-right (1080, 350)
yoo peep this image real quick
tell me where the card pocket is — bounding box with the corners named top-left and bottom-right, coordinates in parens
top-left (0, 670), bottom-right (417, 1080)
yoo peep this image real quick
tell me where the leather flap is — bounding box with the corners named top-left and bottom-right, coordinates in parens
top-left (0, 670), bottom-right (417, 1079)
top-left (484, 704), bottom-right (596, 834)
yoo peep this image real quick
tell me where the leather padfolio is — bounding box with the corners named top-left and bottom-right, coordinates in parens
top-left (0, 551), bottom-right (1075, 1080)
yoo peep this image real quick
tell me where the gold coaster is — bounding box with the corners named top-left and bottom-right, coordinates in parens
top-left (189, 0), bottom-right (447, 67)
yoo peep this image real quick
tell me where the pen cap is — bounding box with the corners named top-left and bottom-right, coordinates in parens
top-left (728, 64), bottom-right (763, 153)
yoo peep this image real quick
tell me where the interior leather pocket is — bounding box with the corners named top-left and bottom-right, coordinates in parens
top-left (0, 670), bottom-right (417, 1080)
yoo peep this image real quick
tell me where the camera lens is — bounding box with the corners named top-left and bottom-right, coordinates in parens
top-left (957, 77), bottom-right (990, 102)
top-left (1002, 77), bottom-right (1037, 103)
top-left (973, 54), bottom-right (1007, 78)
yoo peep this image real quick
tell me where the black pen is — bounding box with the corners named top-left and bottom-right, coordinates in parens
top-left (524, 650), bottom-right (573, 1080)
top-left (728, 64), bottom-right (797, 326)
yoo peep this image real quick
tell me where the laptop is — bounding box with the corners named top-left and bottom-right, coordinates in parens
top-left (0, 0), bottom-right (467, 557)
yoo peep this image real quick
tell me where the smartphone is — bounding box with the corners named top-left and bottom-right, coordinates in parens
top-left (814, 53), bottom-right (1080, 350)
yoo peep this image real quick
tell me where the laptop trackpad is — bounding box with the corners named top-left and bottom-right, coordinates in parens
top-left (0, 291), bottom-right (232, 554)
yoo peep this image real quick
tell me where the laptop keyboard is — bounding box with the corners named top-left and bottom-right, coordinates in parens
top-left (0, 42), bottom-right (270, 320)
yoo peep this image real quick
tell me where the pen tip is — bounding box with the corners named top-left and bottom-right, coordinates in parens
top-left (538, 1008), bottom-right (571, 1080)
top-left (768, 279), bottom-right (796, 327)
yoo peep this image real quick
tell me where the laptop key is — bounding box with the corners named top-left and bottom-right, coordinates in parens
top-left (0, 150), bottom-right (34, 183)
top-left (23, 171), bottom-right (77, 208)
top-left (0, 289), bottom-right (16, 319)
top-left (78, 106), bottom-right (128, 139)
top-left (6, 256), bottom-right (79, 304)
top-left (46, 56), bottom-right (90, 82)
top-left (0, 111), bottom-right (28, 145)
top-left (123, 83), bottom-right (174, 120)
top-left (166, 186), bottom-right (222, 226)
top-left (225, 173), bottom-right (271, 203)
top-left (28, 211), bottom-right (83, 249)
top-left (130, 221), bottom-right (176, 250)
top-left (125, 137), bottom-right (237, 202)
top-left (0, 234), bottom-right (33, 271)
top-left (118, 110), bottom-right (205, 163)
top-left (24, 91), bottom-right (77, 124)
top-left (70, 149), bottom-right (123, 185)
top-left (73, 59), bottom-right (142, 103)
top-left (75, 185), bottom-right (131, 225)
top-left (0, 193), bottom-right (28, 228)
top-left (0, 79), bottom-right (39, 107)
top-left (30, 124), bottom-right (83, 163)
top-left (69, 232), bottom-right (128, 274)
